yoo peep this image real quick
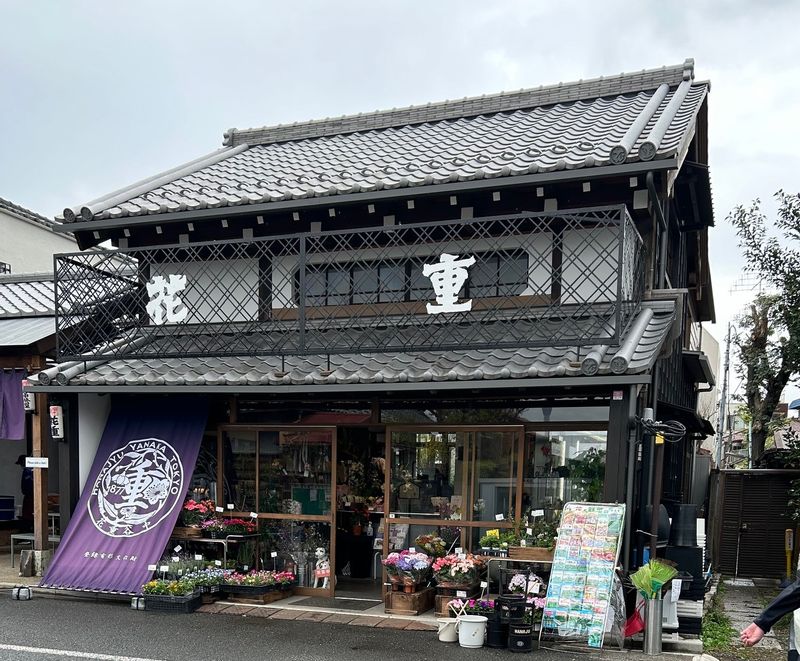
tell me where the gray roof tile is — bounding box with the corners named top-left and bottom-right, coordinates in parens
top-left (52, 303), bottom-right (674, 390)
top-left (62, 61), bottom-right (707, 223)
top-left (0, 197), bottom-right (60, 231)
top-left (0, 274), bottom-right (56, 317)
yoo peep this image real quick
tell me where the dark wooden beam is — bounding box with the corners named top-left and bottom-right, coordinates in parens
top-left (32, 392), bottom-right (49, 550)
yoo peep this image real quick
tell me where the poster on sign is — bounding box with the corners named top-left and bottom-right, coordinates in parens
top-left (40, 397), bottom-right (207, 594)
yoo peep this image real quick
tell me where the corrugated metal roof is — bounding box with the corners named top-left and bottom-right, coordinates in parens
top-left (60, 60), bottom-right (707, 223)
top-left (0, 274), bottom-right (56, 317)
top-left (0, 317), bottom-right (55, 346)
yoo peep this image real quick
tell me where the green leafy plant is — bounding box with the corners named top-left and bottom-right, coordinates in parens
top-left (629, 560), bottom-right (677, 600)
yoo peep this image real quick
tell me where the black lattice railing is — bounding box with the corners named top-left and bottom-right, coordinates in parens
top-left (54, 205), bottom-right (644, 360)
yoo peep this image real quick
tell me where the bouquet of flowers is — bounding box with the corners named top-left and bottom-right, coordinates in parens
top-left (141, 578), bottom-right (196, 596)
top-left (382, 550), bottom-right (432, 584)
top-left (507, 571), bottom-right (544, 596)
top-left (432, 553), bottom-right (482, 587)
top-left (414, 534), bottom-right (447, 557)
top-left (201, 517), bottom-right (257, 537)
top-left (181, 499), bottom-right (216, 527)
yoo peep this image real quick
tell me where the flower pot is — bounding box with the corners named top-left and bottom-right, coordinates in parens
top-left (437, 618), bottom-right (458, 643)
top-left (457, 615), bottom-right (487, 648)
top-left (643, 599), bottom-right (663, 655)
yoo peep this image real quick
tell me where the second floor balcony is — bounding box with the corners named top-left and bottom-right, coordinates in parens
top-left (54, 205), bottom-right (644, 361)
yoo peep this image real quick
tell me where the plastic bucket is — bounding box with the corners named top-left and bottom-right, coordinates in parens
top-left (457, 615), bottom-right (488, 648)
top-left (437, 618), bottom-right (458, 643)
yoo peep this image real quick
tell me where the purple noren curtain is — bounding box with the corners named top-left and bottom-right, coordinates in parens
top-left (41, 396), bottom-right (208, 593)
top-left (0, 369), bottom-right (26, 440)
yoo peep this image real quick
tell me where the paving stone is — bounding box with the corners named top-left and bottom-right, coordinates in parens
top-left (295, 611), bottom-right (335, 622)
top-left (403, 621), bottom-right (437, 631)
top-left (269, 609), bottom-right (303, 620)
top-left (223, 605), bottom-right (255, 616)
top-left (196, 603), bottom-right (231, 614)
top-left (246, 607), bottom-right (280, 618)
top-left (320, 613), bottom-right (357, 624)
top-left (349, 616), bottom-right (384, 627)
top-left (376, 618), bottom-right (411, 630)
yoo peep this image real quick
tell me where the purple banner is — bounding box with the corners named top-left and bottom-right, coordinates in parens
top-left (41, 396), bottom-right (207, 593)
top-left (0, 369), bottom-right (26, 440)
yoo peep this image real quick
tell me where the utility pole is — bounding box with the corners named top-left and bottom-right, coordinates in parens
top-left (716, 322), bottom-right (731, 468)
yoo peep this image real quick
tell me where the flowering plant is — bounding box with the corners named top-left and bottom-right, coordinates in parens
top-left (523, 596), bottom-right (546, 624)
top-left (223, 569), bottom-right (296, 588)
top-left (507, 572), bottom-right (544, 596)
top-left (382, 550), bottom-right (432, 583)
top-left (414, 534), bottom-right (447, 557)
top-left (432, 553), bottom-right (482, 585)
top-left (448, 598), bottom-right (495, 617)
top-left (183, 568), bottom-right (229, 587)
top-left (201, 517), bottom-right (257, 536)
top-left (519, 519), bottom-right (558, 549)
top-left (181, 499), bottom-right (216, 526)
top-left (141, 578), bottom-right (196, 596)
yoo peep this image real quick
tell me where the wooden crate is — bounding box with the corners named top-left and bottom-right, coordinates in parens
top-left (227, 589), bottom-right (294, 605)
top-left (507, 546), bottom-right (554, 562)
top-left (385, 586), bottom-right (435, 616)
top-left (435, 589), bottom-right (481, 617)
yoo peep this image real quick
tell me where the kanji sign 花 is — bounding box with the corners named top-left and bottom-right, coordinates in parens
top-left (145, 275), bottom-right (188, 325)
top-left (422, 253), bottom-right (476, 314)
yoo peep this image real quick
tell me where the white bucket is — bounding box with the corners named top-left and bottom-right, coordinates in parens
top-left (437, 618), bottom-right (458, 643)
top-left (457, 614), bottom-right (487, 648)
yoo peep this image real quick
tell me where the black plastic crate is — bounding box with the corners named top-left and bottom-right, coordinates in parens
top-left (144, 593), bottom-right (202, 614)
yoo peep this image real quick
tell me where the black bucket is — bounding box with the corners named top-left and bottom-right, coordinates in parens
top-left (486, 616), bottom-right (508, 648)
top-left (508, 621), bottom-right (534, 653)
top-left (496, 594), bottom-right (525, 622)
top-left (668, 504), bottom-right (698, 547)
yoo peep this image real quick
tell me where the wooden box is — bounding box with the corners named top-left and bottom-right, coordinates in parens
top-left (226, 588), bottom-right (294, 605)
top-left (385, 586), bottom-right (435, 616)
top-left (435, 590), bottom-right (480, 617)
top-left (507, 546), bottom-right (554, 562)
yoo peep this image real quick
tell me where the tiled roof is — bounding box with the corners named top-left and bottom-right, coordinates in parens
top-left (0, 317), bottom-right (56, 347)
top-left (61, 60), bottom-right (707, 223)
top-left (0, 197), bottom-right (60, 232)
top-left (36, 302), bottom-right (675, 389)
top-left (0, 273), bottom-right (56, 317)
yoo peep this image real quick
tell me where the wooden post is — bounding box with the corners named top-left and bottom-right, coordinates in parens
top-left (32, 392), bottom-right (49, 550)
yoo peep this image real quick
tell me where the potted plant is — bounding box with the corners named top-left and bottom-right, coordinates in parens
top-left (140, 578), bottom-right (201, 613)
top-left (509, 519), bottom-right (558, 561)
top-left (414, 533), bottom-right (448, 558)
top-left (382, 550), bottom-right (432, 592)
top-left (222, 569), bottom-right (297, 596)
top-left (433, 553), bottom-right (482, 589)
top-left (180, 498), bottom-right (215, 527)
top-left (630, 559), bottom-right (678, 655)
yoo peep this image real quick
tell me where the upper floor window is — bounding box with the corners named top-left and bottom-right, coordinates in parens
top-left (295, 250), bottom-right (529, 306)
top-left (0, 262), bottom-right (10, 274)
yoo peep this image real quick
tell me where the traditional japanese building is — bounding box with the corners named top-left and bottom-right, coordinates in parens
top-left (29, 59), bottom-right (715, 596)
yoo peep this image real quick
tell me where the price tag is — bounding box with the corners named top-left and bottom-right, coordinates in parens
top-left (171, 556), bottom-right (180, 562)
top-left (531, 583), bottom-right (540, 594)
top-left (214, 560), bottom-right (222, 567)
top-left (178, 569), bottom-right (183, 576)
top-left (456, 590), bottom-right (467, 598)
top-left (408, 547), bottom-right (415, 553)
top-left (227, 504), bottom-right (234, 510)
top-left (147, 564), bottom-right (157, 571)
top-left (495, 513), bottom-right (504, 521)
top-left (457, 552), bottom-right (466, 559)
top-left (526, 528), bottom-right (533, 536)
top-left (194, 554), bottom-right (203, 561)
top-left (173, 545), bottom-right (182, 553)
top-left (671, 579), bottom-right (682, 601)
top-left (215, 506), bottom-right (224, 513)
top-left (243, 565), bottom-right (249, 571)
top-left (480, 581), bottom-right (488, 589)
top-left (271, 551), bottom-right (278, 558)
top-left (531, 509), bottom-right (544, 518)
top-left (249, 512), bottom-right (258, 519)
top-left (520, 539), bottom-right (527, 547)
top-left (303, 470), bottom-right (309, 477)
top-left (455, 547), bottom-right (463, 555)
top-left (159, 565), bottom-right (169, 573)
top-left (389, 513), bottom-right (396, 519)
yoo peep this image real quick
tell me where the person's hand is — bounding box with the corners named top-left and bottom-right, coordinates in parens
top-left (740, 622), bottom-right (765, 646)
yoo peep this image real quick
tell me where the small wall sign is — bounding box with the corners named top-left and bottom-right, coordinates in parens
top-left (49, 405), bottom-right (64, 439)
top-left (21, 380), bottom-right (35, 412)
top-left (25, 457), bottom-right (49, 469)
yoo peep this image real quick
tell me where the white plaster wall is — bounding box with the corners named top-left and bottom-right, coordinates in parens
top-left (0, 211), bottom-right (77, 274)
top-left (153, 258), bottom-right (258, 323)
top-left (78, 393), bottom-right (111, 491)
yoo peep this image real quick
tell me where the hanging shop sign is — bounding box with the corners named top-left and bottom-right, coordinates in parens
top-left (422, 253), bottom-right (476, 314)
top-left (145, 274), bottom-right (188, 325)
top-left (49, 405), bottom-right (64, 439)
top-left (541, 502), bottom-right (626, 649)
top-left (21, 379), bottom-right (35, 412)
top-left (40, 397), bottom-right (207, 593)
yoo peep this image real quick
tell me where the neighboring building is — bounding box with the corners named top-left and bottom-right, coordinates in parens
top-left (31, 59), bottom-right (716, 592)
top-left (697, 327), bottom-right (720, 454)
top-left (0, 197), bottom-right (77, 274)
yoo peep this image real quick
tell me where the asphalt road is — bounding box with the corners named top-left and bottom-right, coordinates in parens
top-left (0, 594), bottom-right (685, 661)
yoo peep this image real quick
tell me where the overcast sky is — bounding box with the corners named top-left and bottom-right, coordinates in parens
top-left (2, 0), bottom-right (799, 403)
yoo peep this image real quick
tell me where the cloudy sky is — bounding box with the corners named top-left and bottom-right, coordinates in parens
top-left (2, 0), bottom-right (799, 401)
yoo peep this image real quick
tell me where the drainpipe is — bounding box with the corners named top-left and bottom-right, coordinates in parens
top-left (644, 171), bottom-right (669, 562)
